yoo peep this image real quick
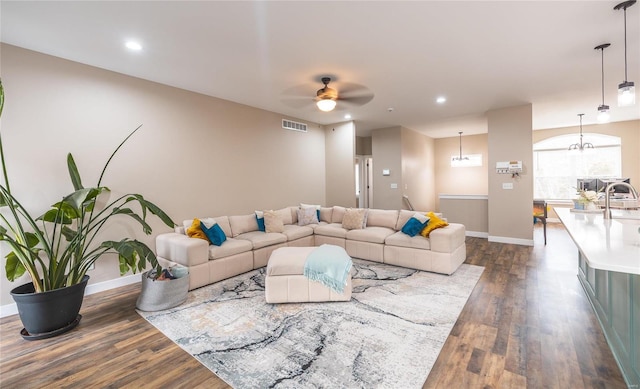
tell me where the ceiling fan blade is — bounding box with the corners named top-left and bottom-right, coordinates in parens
top-left (335, 82), bottom-right (372, 97)
top-left (335, 81), bottom-right (375, 106)
top-left (340, 94), bottom-right (375, 107)
top-left (281, 97), bottom-right (315, 109)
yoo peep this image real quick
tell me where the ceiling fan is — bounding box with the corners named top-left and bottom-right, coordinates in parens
top-left (281, 76), bottom-right (374, 112)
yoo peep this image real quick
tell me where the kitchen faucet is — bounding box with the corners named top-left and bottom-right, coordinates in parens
top-left (603, 182), bottom-right (639, 219)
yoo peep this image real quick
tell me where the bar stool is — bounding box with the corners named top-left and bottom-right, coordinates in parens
top-left (533, 199), bottom-right (547, 245)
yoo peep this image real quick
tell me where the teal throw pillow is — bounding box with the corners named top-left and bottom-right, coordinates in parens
top-left (255, 211), bottom-right (265, 232)
top-left (401, 213), bottom-right (430, 237)
top-left (200, 220), bottom-right (227, 246)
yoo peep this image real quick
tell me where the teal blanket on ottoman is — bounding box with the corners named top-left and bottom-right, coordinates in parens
top-left (303, 244), bottom-right (352, 293)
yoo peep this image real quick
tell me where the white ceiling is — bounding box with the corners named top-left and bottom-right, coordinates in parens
top-left (1, 1), bottom-right (638, 138)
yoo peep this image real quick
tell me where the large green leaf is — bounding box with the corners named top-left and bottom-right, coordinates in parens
top-left (127, 195), bottom-right (175, 228)
top-left (38, 208), bottom-right (74, 224)
top-left (112, 207), bottom-right (152, 234)
top-left (67, 153), bottom-right (83, 191)
top-left (23, 231), bottom-right (40, 248)
top-left (62, 187), bottom-right (102, 212)
top-left (100, 239), bottom-right (159, 276)
top-left (60, 226), bottom-right (77, 242)
top-left (5, 251), bottom-right (26, 281)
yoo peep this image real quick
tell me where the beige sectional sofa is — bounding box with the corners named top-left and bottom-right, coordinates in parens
top-left (155, 206), bottom-right (466, 291)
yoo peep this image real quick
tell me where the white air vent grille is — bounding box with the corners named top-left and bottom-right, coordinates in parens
top-left (282, 119), bottom-right (307, 133)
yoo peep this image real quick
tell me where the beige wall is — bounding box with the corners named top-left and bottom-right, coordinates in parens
top-left (439, 196), bottom-right (489, 235)
top-left (434, 133), bottom-right (489, 209)
top-left (356, 136), bottom-right (372, 156)
top-left (371, 127), bottom-right (403, 209)
top-left (0, 44), bottom-right (327, 305)
top-left (401, 127), bottom-right (435, 211)
top-left (371, 127), bottom-right (435, 211)
top-left (325, 121), bottom-right (356, 207)
top-left (533, 120), bottom-right (640, 189)
top-left (487, 104), bottom-right (534, 245)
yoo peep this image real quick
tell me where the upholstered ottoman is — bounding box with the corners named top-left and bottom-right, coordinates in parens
top-left (265, 246), bottom-right (352, 303)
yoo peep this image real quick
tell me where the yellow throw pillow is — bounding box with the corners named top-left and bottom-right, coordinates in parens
top-left (186, 218), bottom-right (209, 241)
top-left (419, 212), bottom-right (449, 237)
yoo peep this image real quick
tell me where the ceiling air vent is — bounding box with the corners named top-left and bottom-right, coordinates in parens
top-left (282, 119), bottom-right (307, 133)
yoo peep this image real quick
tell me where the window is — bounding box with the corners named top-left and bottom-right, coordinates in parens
top-left (533, 133), bottom-right (621, 199)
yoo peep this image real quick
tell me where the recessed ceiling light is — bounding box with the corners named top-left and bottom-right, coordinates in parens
top-left (436, 96), bottom-right (447, 104)
top-left (125, 41), bottom-right (142, 51)
top-left (344, 114), bottom-right (352, 119)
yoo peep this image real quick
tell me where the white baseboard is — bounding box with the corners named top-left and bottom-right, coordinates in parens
top-left (466, 231), bottom-right (489, 238)
top-left (488, 236), bottom-right (534, 246)
top-left (0, 274), bottom-right (141, 319)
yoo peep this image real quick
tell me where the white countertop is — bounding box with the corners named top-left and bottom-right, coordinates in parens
top-left (556, 208), bottom-right (640, 275)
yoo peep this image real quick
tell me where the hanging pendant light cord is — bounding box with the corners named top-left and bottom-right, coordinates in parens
top-left (601, 48), bottom-right (605, 105)
top-left (624, 7), bottom-right (628, 81)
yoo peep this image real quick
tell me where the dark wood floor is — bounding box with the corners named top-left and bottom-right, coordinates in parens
top-left (0, 223), bottom-right (628, 388)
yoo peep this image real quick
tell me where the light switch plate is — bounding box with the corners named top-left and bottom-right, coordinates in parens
top-left (502, 183), bottom-right (514, 190)
top-left (390, 183), bottom-right (398, 189)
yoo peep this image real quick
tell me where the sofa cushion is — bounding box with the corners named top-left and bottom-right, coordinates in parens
top-left (320, 207), bottom-right (333, 223)
top-left (264, 210), bottom-right (285, 233)
top-left (274, 207), bottom-right (293, 225)
top-left (314, 223), bottom-right (348, 238)
top-left (236, 231), bottom-right (287, 249)
top-left (207, 237), bottom-right (253, 260)
top-left (331, 206), bottom-right (346, 223)
top-left (282, 224), bottom-right (314, 241)
top-left (229, 214), bottom-right (259, 237)
top-left (384, 231), bottom-right (431, 250)
top-left (297, 206), bottom-right (319, 226)
top-left (346, 226), bottom-right (395, 244)
top-left (420, 212), bottom-right (449, 237)
top-left (212, 216), bottom-right (232, 238)
top-left (366, 209), bottom-right (399, 229)
top-left (342, 208), bottom-right (367, 230)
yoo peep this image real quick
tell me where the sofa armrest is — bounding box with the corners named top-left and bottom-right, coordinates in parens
top-left (428, 223), bottom-right (466, 253)
top-left (156, 233), bottom-right (208, 267)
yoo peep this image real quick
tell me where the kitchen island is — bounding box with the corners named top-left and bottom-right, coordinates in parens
top-left (557, 208), bottom-right (639, 387)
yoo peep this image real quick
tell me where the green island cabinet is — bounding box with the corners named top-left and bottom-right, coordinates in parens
top-left (557, 208), bottom-right (639, 387)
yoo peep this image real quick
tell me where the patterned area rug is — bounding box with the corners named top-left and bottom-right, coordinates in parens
top-left (138, 259), bottom-right (484, 388)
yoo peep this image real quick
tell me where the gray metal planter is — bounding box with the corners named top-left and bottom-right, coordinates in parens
top-left (136, 267), bottom-right (189, 311)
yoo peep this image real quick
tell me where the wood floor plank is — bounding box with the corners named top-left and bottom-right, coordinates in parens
top-left (1, 223), bottom-right (629, 388)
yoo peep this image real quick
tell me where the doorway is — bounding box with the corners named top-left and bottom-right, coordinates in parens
top-left (355, 156), bottom-right (373, 208)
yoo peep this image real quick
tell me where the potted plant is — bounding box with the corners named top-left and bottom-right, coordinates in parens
top-left (0, 79), bottom-right (176, 339)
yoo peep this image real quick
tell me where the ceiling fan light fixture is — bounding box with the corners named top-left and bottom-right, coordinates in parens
top-left (316, 98), bottom-right (337, 112)
top-left (614, 0), bottom-right (636, 107)
top-left (316, 77), bottom-right (338, 112)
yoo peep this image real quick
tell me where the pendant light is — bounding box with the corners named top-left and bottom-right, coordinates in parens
top-left (452, 131), bottom-right (469, 161)
top-left (614, 1), bottom-right (636, 107)
top-left (594, 43), bottom-right (611, 123)
top-left (568, 114), bottom-right (594, 151)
